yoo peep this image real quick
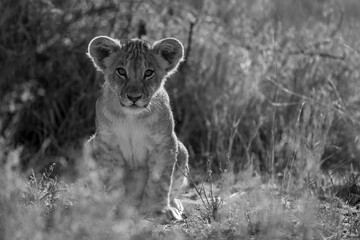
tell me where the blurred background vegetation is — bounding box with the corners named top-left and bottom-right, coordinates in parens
top-left (1, 0), bottom-right (360, 183)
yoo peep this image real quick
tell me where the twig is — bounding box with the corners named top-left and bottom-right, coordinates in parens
top-left (176, 163), bottom-right (210, 211)
top-left (39, 189), bottom-right (67, 202)
top-left (265, 77), bottom-right (345, 115)
top-left (266, 100), bottom-right (300, 107)
top-left (329, 0), bottom-right (344, 38)
top-left (184, 17), bottom-right (197, 65)
top-left (270, 14), bottom-right (279, 181)
top-left (287, 49), bottom-right (345, 61)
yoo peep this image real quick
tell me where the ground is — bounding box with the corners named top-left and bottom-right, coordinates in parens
top-left (1, 161), bottom-right (359, 240)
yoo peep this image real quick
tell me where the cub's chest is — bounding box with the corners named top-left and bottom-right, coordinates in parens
top-left (101, 118), bottom-right (163, 168)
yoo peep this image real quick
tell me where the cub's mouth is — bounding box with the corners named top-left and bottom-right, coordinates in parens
top-left (119, 98), bottom-right (149, 109)
top-left (128, 103), bottom-right (148, 109)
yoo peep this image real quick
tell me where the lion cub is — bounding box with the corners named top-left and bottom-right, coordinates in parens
top-left (85, 36), bottom-right (189, 220)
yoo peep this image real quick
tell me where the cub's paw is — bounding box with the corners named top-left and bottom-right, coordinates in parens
top-left (153, 205), bottom-right (184, 222)
top-left (163, 205), bottom-right (183, 221)
top-left (170, 198), bottom-right (184, 213)
top-left (142, 202), bottom-right (185, 222)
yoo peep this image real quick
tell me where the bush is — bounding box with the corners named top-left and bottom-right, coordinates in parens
top-left (0, 0), bottom-right (360, 181)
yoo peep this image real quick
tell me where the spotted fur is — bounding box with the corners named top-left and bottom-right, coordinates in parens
top-left (84, 36), bottom-right (189, 221)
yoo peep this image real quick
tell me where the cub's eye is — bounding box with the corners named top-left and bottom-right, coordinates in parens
top-left (116, 68), bottom-right (127, 77)
top-left (144, 69), bottom-right (154, 79)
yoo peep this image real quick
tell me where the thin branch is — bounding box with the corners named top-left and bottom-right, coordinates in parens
top-left (287, 49), bottom-right (345, 61)
top-left (266, 77), bottom-right (360, 136)
top-left (39, 189), bottom-right (67, 202)
top-left (266, 99), bottom-right (301, 107)
top-left (329, 0), bottom-right (344, 38)
top-left (176, 162), bottom-right (210, 211)
top-left (265, 77), bottom-right (345, 115)
top-left (184, 19), bottom-right (196, 65)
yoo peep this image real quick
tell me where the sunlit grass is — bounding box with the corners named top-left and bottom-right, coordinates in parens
top-left (1, 149), bottom-right (359, 239)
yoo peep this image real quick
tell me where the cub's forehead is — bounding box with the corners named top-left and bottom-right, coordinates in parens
top-left (121, 38), bottom-right (151, 57)
top-left (106, 38), bottom-right (157, 70)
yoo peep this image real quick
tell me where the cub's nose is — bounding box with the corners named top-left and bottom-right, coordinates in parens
top-left (127, 93), bottom-right (142, 103)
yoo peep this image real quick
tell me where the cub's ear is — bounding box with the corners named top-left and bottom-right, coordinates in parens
top-left (87, 36), bottom-right (121, 71)
top-left (152, 38), bottom-right (184, 74)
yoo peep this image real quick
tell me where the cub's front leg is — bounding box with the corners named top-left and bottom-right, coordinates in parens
top-left (141, 147), bottom-right (183, 220)
top-left (83, 135), bottom-right (126, 199)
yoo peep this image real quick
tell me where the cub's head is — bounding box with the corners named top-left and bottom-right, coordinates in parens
top-left (87, 36), bottom-right (184, 111)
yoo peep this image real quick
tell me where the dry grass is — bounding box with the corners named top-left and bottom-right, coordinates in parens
top-left (1, 153), bottom-right (359, 239)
